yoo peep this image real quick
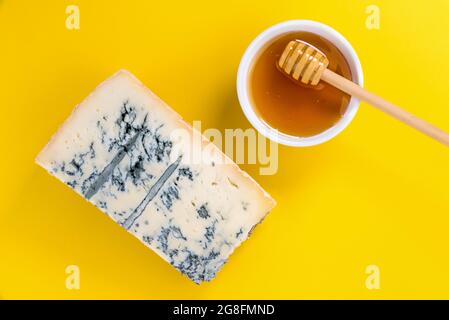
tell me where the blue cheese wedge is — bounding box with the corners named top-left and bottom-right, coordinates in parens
top-left (36, 70), bottom-right (276, 283)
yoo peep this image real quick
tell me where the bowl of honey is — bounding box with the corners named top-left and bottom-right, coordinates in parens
top-left (237, 20), bottom-right (363, 146)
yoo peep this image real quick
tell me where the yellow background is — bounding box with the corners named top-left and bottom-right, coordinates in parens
top-left (1, 0), bottom-right (448, 299)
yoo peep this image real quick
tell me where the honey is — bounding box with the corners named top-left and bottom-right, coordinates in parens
top-left (250, 32), bottom-right (352, 137)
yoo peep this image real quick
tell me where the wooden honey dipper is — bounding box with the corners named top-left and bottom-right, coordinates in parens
top-left (278, 40), bottom-right (449, 146)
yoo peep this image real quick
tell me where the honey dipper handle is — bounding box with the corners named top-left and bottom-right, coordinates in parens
top-left (321, 69), bottom-right (449, 147)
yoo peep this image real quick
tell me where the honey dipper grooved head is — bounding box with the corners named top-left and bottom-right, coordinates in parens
top-left (278, 40), bottom-right (329, 85)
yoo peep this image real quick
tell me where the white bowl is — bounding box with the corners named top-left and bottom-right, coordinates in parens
top-left (237, 20), bottom-right (364, 147)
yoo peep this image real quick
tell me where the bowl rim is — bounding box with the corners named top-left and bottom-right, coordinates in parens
top-left (236, 20), bottom-right (364, 147)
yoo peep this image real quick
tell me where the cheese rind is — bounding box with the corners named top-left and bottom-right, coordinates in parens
top-left (36, 70), bottom-right (276, 283)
